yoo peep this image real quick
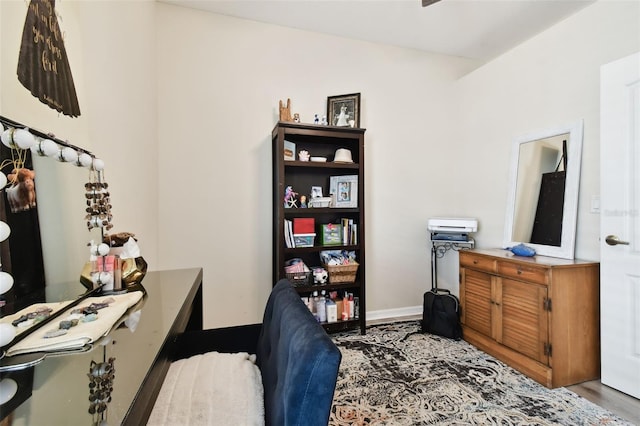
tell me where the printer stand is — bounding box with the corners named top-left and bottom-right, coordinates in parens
top-left (430, 234), bottom-right (474, 289)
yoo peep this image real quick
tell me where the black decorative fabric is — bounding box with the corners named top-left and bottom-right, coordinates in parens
top-left (17, 0), bottom-right (81, 117)
top-left (330, 321), bottom-right (632, 425)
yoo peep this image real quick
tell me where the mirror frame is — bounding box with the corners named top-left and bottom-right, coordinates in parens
top-left (503, 119), bottom-right (584, 259)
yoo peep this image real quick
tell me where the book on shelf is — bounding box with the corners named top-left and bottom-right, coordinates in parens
top-left (321, 224), bottom-right (342, 246)
top-left (351, 223), bottom-right (357, 245)
top-left (340, 218), bottom-right (357, 245)
top-left (284, 140), bottom-right (296, 161)
top-left (284, 219), bottom-right (294, 248)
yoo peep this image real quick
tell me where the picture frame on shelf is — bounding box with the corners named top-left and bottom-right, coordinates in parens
top-left (311, 186), bottom-right (323, 198)
top-left (284, 140), bottom-right (296, 161)
top-left (330, 175), bottom-right (358, 208)
top-left (327, 93), bottom-right (360, 128)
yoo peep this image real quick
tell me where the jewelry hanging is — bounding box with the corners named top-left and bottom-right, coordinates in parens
top-left (85, 167), bottom-right (113, 232)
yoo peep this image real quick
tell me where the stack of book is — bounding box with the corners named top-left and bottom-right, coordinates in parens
top-left (340, 218), bottom-right (357, 245)
top-left (321, 218), bottom-right (357, 246)
top-left (284, 218), bottom-right (316, 248)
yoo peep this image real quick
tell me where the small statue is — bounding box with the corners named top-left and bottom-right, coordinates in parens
top-left (279, 98), bottom-right (292, 122)
top-left (314, 114), bottom-right (319, 124)
top-left (284, 185), bottom-right (298, 208)
top-left (298, 150), bottom-right (310, 161)
top-left (300, 195), bottom-right (307, 208)
top-left (321, 115), bottom-right (328, 125)
top-left (293, 113), bottom-right (300, 123)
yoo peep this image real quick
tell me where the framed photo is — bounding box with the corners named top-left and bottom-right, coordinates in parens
top-left (311, 186), bottom-right (323, 198)
top-left (327, 93), bottom-right (360, 128)
top-left (329, 175), bottom-right (358, 208)
top-left (284, 140), bottom-right (296, 161)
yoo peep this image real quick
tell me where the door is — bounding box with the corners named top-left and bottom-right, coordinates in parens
top-left (600, 51), bottom-right (640, 398)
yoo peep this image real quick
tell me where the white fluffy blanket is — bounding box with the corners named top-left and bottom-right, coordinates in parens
top-left (148, 351), bottom-right (265, 426)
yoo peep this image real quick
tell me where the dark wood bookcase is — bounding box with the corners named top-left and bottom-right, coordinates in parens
top-left (272, 121), bottom-right (366, 334)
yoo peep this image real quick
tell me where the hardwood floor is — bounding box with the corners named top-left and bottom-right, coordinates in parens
top-left (568, 380), bottom-right (640, 425)
top-left (367, 316), bottom-right (640, 425)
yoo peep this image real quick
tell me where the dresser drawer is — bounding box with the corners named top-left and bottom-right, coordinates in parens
top-left (460, 252), bottom-right (496, 273)
top-left (497, 261), bottom-right (549, 285)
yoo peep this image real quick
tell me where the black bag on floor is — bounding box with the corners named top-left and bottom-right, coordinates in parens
top-left (422, 288), bottom-right (462, 340)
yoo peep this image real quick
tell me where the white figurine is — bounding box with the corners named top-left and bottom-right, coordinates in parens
top-left (298, 150), bottom-right (310, 161)
top-left (313, 267), bottom-right (328, 284)
top-left (336, 106), bottom-right (349, 126)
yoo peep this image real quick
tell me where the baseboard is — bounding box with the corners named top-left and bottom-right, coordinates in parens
top-left (366, 305), bottom-right (422, 322)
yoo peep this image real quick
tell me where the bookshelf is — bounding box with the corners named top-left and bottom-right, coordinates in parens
top-left (272, 121), bottom-right (365, 334)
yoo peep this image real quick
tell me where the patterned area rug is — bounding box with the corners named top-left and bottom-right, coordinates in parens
top-left (330, 321), bottom-right (632, 425)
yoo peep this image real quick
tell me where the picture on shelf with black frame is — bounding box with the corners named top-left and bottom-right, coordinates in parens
top-left (327, 93), bottom-right (360, 128)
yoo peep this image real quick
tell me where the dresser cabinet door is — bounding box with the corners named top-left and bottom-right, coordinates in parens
top-left (500, 278), bottom-right (549, 365)
top-left (461, 268), bottom-right (493, 337)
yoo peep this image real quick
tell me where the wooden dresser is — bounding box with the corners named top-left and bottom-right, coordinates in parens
top-left (459, 249), bottom-right (600, 388)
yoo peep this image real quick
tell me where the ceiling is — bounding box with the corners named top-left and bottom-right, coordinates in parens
top-left (158, 0), bottom-right (595, 63)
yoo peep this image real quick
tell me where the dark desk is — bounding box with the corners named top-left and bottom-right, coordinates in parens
top-left (1, 267), bottom-right (203, 425)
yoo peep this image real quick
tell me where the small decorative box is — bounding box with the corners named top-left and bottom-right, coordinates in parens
top-left (293, 218), bottom-right (315, 234)
top-left (309, 197), bottom-right (331, 208)
top-left (293, 233), bottom-right (316, 248)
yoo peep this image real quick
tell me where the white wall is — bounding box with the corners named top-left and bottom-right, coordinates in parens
top-left (456, 0), bottom-right (639, 257)
top-left (2, 0), bottom-right (638, 329)
top-left (1, 1), bottom-right (158, 290)
top-left (155, 4), bottom-right (477, 327)
top-left (1, 0), bottom-right (92, 289)
top-left (433, 0), bottom-right (640, 291)
top-left (425, 0), bottom-right (640, 292)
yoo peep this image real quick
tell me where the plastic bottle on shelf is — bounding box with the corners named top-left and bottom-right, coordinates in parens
top-left (317, 290), bottom-right (327, 323)
top-left (342, 292), bottom-right (350, 321)
top-left (311, 291), bottom-right (319, 320)
top-left (326, 297), bottom-right (337, 323)
top-left (349, 293), bottom-right (355, 319)
top-left (354, 296), bottom-right (360, 319)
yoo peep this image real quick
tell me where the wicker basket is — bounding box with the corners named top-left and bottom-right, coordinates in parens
top-left (324, 262), bottom-right (359, 284)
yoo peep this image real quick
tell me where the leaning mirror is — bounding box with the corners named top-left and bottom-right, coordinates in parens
top-left (503, 119), bottom-right (584, 259)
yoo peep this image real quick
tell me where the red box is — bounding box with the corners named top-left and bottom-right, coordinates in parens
top-left (293, 218), bottom-right (315, 234)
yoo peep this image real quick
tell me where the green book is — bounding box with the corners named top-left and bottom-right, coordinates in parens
top-left (322, 224), bottom-right (342, 246)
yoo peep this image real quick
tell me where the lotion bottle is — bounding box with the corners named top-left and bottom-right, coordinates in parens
top-left (326, 298), bottom-right (337, 323)
top-left (317, 290), bottom-right (327, 323)
top-left (311, 291), bottom-right (319, 319)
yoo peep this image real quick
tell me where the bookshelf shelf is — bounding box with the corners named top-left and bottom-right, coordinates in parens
top-left (272, 121), bottom-right (366, 334)
top-left (283, 207), bottom-right (360, 216)
top-left (283, 244), bottom-right (361, 254)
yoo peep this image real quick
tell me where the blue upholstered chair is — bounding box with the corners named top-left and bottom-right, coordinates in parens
top-left (174, 279), bottom-right (342, 426)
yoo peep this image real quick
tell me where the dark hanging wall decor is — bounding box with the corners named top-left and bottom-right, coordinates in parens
top-left (17, 0), bottom-right (81, 117)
